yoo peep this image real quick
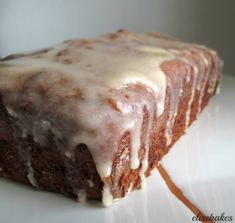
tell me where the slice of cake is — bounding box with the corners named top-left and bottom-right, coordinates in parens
top-left (0, 29), bottom-right (222, 206)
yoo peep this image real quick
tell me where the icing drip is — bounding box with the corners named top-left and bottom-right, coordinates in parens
top-left (127, 182), bottom-right (133, 195)
top-left (213, 59), bottom-right (223, 94)
top-left (88, 180), bottom-right (94, 187)
top-left (26, 157), bottom-right (37, 187)
top-left (5, 106), bottom-right (38, 187)
top-left (165, 76), bottom-right (184, 146)
top-left (130, 113), bottom-right (143, 169)
top-left (17, 145), bottom-right (37, 187)
top-left (216, 83), bottom-right (221, 95)
top-left (196, 51), bottom-right (210, 116)
top-left (77, 189), bottom-right (87, 202)
top-left (168, 49), bottom-right (199, 131)
top-left (102, 184), bottom-right (113, 207)
top-left (139, 103), bottom-right (155, 187)
top-left (208, 50), bottom-right (221, 94)
top-left (185, 64), bottom-right (198, 128)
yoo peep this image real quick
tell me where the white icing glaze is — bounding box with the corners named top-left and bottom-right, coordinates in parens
top-left (130, 113), bottom-right (143, 169)
top-left (102, 184), bottom-right (113, 207)
top-left (88, 180), bottom-right (94, 187)
top-left (182, 50), bottom-right (201, 130)
top-left (208, 50), bottom-right (218, 94)
top-left (201, 49), bottom-right (222, 95)
top-left (168, 49), bottom-right (199, 132)
top-left (165, 75), bottom-right (184, 146)
top-left (196, 51), bottom-right (211, 116)
top-left (26, 159), bottom-right (37, 187)
top-left (185, 66), bottom-right (197, 129)
top-left (139, 102), bottom-right (155, 187)
top-left (216, 83), bottom-right (221, 95)
top-left (77, 189), bottom-right (87, 202)
top-left (0, 30), bottom-right (222, 204)
top-left (127, 182), bottom-right (133, 194)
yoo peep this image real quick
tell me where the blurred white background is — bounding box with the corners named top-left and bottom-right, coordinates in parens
top-left (0, 0), bottom-right (234, 75)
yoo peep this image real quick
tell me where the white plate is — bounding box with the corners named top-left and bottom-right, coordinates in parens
top-left (0, 75), bottom-right (235, 223)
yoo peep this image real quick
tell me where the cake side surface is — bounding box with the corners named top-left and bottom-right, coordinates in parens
top-left (0, 30), bottom-right (223, 206)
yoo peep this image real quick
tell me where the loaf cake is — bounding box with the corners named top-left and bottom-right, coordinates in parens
top-left (0, 29), bottom-right (222, 207)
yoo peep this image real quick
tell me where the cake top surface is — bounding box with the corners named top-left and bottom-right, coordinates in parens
top-left (0, 30), bottom-right (179, 112)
